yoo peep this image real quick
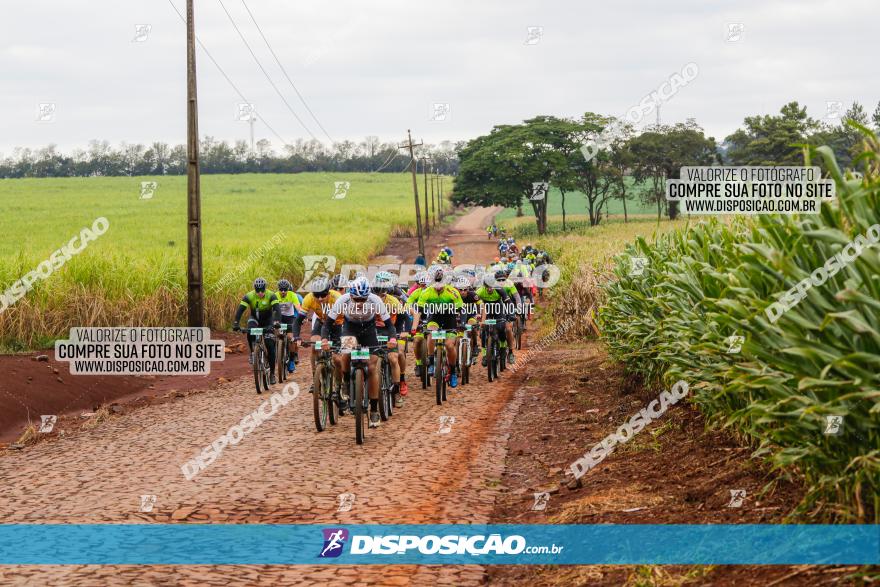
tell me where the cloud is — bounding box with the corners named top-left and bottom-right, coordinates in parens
top-left (0, 0), bottom-right (877, 153)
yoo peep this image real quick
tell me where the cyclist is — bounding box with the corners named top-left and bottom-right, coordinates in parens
top-left (330, 274), bottom-right (348, 294)
top-left (232, 277), bottom-right (280, 386)
top-left (372, 271), bottom-right (408, 406)
top-left (275, 279), bottom-right (304, 373)
top-left (508, 260), bottom-right (534, 332)
top-left (406, 271), bottom-right (431, 378)
top-left (454, 274), bottom-right (480, 364)
top-left (411, 265), bottom-right (462, 388)
top-left (475, 271), bottom-right (517, 367)
top-left (321, 276), bottom-right (395, 429)
top-left (293, 276), bottom-right (343, 395)
top-left (436, 249), bottom-right (451, 265)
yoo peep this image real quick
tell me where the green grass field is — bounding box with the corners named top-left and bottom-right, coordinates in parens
top-left (493, 177), bottom-right (660, 221)
top-left (0, 172), bottom-right (448, 348)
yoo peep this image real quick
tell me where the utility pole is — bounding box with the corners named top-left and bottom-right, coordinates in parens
top-left (439, 176), bottom-right (445, 223)
top-left (430, 170), bottom-right (436, 227)
top-left (186, 0), bottom-right (204, 327)
top-left (398, 130), bottom-right (424, 258)
top-left (421, 157), bottom-right (430, 236)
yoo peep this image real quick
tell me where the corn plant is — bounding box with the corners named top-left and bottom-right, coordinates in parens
top-left (597, 127), bottom-right (880, 522)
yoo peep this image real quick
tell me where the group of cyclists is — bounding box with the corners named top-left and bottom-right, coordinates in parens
top-left (230, 229), bottom-right (546, 437)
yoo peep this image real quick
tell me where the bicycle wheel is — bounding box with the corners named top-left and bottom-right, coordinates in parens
top-left (460, 339), bottom-right (470, 386)
top-left (486, 334), bottom-right (497, 383)
top-left (515, 318), bottom-right (523, 350)
top-left (313, 363), bottom-right (329, 432)
top-left (277, 338), bottom-right (288, 383)
top-left (435, 344), bottom-right (444, 405)
top-left (382, 359), bottom-right (400, 416)
top-left (378, 357), bottom-right (391, 422)
top-left (252, 345), bottom-right (262, 393)
top-left (499, 340), bottom-right (507, 372)
top-left (262, 342), bottom-right (272, 388)
top-left (354, 368), bottom-right (365, 445)
top-left (327, 365), bottom-right (338, 426)
top-left (421, 341), bottom-right (430, 389)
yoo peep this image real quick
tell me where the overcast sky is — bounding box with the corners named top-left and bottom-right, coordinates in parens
top-left (2, 0), bottom-right (878, 154)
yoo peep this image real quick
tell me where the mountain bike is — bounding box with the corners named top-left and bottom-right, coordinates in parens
top-left (417, 324), bottom-right (431, 390)
top-left (458, 325), bottom-right (472, 386)
top-left (311, 340), bottom-right (340, 432)
top-left (513, 311), bottom-right (524, 351)
top-left (429, 327), bottom-right (448, 405)
top-left (277, 323), bottom-right (290, 383)
top-left (247, 326), bottom-right (274, 393)
top-left (349, 346), bottom-right (372, 445)
top-left (375, 336), bottom-right (394, 421)
top-left (482, 319), bottom-right (501, 382)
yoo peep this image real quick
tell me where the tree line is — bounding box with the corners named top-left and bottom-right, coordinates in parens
top-left (0, 137), bottom-right (461, 178)
top-left (453, 100), bottom-right (880, 234)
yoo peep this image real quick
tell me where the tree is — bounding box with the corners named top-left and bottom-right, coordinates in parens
top-left (454, 117), bottom-right (568, 235)
top-left (725, 101), bottom-right (818, 165)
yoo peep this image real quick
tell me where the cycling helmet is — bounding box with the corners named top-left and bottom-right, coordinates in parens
top-left (277, 279), bottom-right (292, 292)
top-left (372, 271), bottom-right (395, 294)
top-left (507, 262), bottom-right (516, 271)
top-left (253, 277), bottom-right (267, 292)
top-left (453, 275), bottom-right (471, 290)
top-left (348, 276), bottom-right (371, 298)
top-left (330, 274), bottom-right (347, 290)
top-left (374, 270), bottom-right (396, 286)
top-left (309, 276), bottom-right (331, 297)
top-left (413, 271), bottom-right (428, 286)
top-left (494, 269), bottom-right (507, 281)
top-left (499, 244), bottom-right (509, 253)
top-left (428, 265), bottom-right (447, 289)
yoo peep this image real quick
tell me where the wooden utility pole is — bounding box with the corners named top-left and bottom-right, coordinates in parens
top-left (421, 157), bottom-right (430, 236)
top-left (430, 171), bottom-right (436, 227)
top-left (398, 130), bottom-right (424, 258)
top-left (439, 176), bottom-right (445, 223)
top-left (186, 0), bottom-right (204, 327)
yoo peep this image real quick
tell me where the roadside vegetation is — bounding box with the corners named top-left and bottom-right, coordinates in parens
top-left (0, 172), bottom-right (450, 349)
top-left (520, 127), bottom-right (879, 522)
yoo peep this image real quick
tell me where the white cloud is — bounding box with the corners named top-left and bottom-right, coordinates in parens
top-left (0, 0), bottom-right (877, 153)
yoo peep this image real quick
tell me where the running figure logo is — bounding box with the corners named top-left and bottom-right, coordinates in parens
top-left (299, 255), bottom-right (337, 292)
top-left (39, 415), bottom-right (57, 433)
top-left (319, 528), bottom-right (349, 558)
top-left (529, 182), bottom-right (548, 201)
top-left (824, 415), bottom-right (844, 436)
top-left (727, 489), bottom-right (746, 508)
top-left (332, 181), bottom-right (350, 200)
top-left (629, 257), bottom-right (649, 277)
top-left (139, 494), bottom-right (157, 513)
top-left (140, 181), bottom-right (158, 200)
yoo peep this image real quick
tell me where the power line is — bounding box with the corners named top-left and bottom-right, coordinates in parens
top-left (215, 0), bottom-right (320, 142)
top-left (166, 0), bottom-right (292, 148)
top-left (239, 0), bottom-right (334, 144)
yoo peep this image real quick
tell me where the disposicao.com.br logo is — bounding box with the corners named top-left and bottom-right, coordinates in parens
top-left (319, 529), bottom-right (563, 558)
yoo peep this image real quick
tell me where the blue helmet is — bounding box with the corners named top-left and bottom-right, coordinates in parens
top-left (348, 276), bottom-right (371, 298)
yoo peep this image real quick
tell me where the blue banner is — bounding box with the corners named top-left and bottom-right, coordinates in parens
top-left (0, 524), bottom-right (876, 565)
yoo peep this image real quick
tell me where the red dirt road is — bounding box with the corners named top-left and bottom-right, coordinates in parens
top-left (1, 206), bottom-right (521, 586)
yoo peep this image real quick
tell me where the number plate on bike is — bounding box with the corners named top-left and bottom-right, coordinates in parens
top-left (484, 319), bottom-right (496, 326)
top-left (314, 341), bottom-right (323, 350)
top-left (279, 324), bottom-right (288, 331)
top-left (431, 330), bottom-right (446, 340)
top-left (352, 349), bottom-right (370, 360)
top-left (465, 325), bottom-right (472, 331)
top-left (377, 336), bottom-right (388, 342)
top-left (249, 328), bottom-right (263, 335)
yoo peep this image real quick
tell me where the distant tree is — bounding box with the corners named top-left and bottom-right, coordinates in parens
top-left (725, 101), bottom-right (818, 165)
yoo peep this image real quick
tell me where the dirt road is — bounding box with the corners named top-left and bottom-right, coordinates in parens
top-left (0, 206), bottom-right (520, 586)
